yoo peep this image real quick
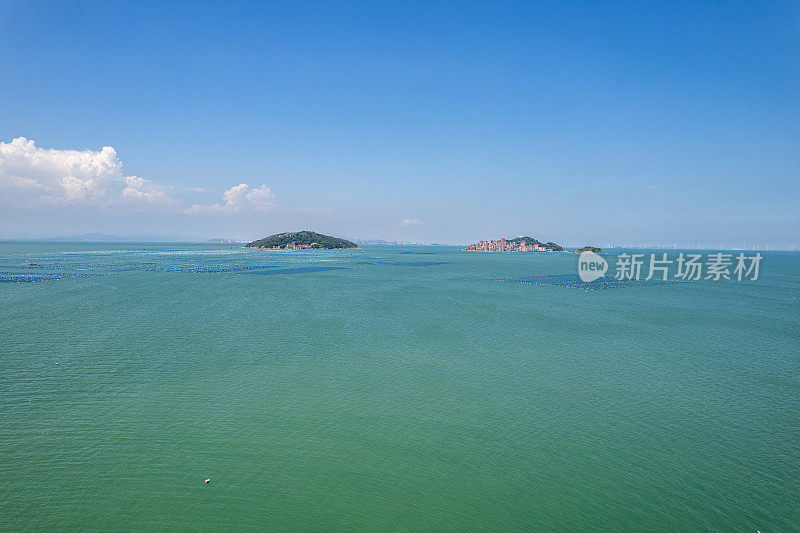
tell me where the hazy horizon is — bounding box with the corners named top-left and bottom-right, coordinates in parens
top-left (2, 231), bottom-right (798, 251)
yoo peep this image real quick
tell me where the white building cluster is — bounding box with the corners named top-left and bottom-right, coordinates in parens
top-left (463, 238), bottom-right (549, 252)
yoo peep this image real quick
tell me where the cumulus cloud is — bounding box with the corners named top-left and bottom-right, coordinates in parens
top-left (122, 176), bottom-right (173, 203)
top-left (0, 137), bottom-right (277, 216)
top-left (185, 183), bottom-right (275, 214)
top-left (401, 218), bottom-right (425, 226)
top-left (0, 137), bottom-right (174, 208)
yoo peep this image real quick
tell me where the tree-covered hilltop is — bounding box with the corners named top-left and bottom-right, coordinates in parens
top-left (508, 237), bottom-right (564, 250)
top-left (245, 231), bottom-right (359, 250)
top-left (573, 246), bottom-right (606, 254)
top-left (509, 236), bottom-right (543, 245)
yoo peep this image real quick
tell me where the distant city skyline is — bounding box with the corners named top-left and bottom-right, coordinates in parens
top-left (1, 2), bottom-right (798, 248)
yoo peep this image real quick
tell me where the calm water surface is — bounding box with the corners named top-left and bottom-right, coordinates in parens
top-left (1, 243), bottom-right (798, 531)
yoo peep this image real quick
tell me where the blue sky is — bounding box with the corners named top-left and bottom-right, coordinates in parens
top-left (1, 1), bottom-right (798, 246)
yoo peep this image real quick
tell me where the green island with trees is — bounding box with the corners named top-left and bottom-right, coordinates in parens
top-left (462, 236), bottom-right (567, 252)
top-left (245, 231), bottom-right (359, 250)
top-left (573, 246), bottom-right (607, 254)
top-left (507, 237), bottom-right (565, 251)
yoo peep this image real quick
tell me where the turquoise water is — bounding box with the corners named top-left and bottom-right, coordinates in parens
top-left (1, 243), bottom-right (798, 531)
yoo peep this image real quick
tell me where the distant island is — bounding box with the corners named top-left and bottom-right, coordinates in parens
top-left (573, 246), bottom-right (607, 254)
top-left (245, 231), bottom-right (359, 250)
top-left (462, 236), bottom-right (565, 252)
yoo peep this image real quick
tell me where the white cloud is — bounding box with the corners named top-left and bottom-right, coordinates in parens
top-left (122, 176), bottom-right (172, 203)
top-left (401, 218), bottom-right (424, 226)
top-left (0, 137), bottom-right (174, 208)
top-left (185, 183), bottom-right (275, 214)
top-left (60, 175), bottom-right (102, 201)
top-left (245, 184), bottom-right (277, 210)
top-left (0, 137), bottom-right (277, 216)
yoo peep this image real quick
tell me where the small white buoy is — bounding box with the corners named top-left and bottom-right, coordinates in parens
top-left (204, 478), bottom-right (210, 484)
top-left (56, 363), bottom-right (59, 365)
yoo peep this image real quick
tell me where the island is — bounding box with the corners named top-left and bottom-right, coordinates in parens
top-left (244, 231), bottom-right (359, 250)
top-left (462, 236), bottom-right (565, 252)
top-left (573, 246), bottom-right (607, 254)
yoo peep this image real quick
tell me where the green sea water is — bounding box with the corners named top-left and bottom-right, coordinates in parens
top-left (1, 243), bottom-right (798, 531)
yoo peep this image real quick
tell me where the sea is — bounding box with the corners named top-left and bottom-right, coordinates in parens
top-left (1, 242), bottom-right (798, 531)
